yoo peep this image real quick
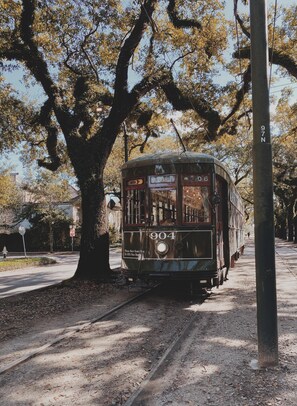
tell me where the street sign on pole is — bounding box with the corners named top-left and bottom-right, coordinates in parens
top-left (18, 226), bottom-right (27, 258)
top-left (250, 0), bottom-right (278, 367)
top-left (69, 226), bottom-right (76, 251)
top-left (18, 226), bottom-right (26, 236)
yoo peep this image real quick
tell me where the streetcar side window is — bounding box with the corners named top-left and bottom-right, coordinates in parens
top-left (182, 185), bottom-right (211, 224)
top-left (124, 179), bottom-right (145, 225)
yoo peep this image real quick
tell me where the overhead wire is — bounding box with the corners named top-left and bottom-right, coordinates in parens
top-left (270, 85), bottom-right (297, 94)
top-left (269, 0), bottom-right (278, 92)
top-left (233, 2), bottom-right (252, 138)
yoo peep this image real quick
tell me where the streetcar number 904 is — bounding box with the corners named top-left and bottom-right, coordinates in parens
top-left (149, 232), bottom-right (175, 240)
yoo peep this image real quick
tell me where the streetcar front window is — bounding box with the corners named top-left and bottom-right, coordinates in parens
top-left (183, 186), bottom-right (210, 224)
top-left (150, 189), bottom-right (177, 226)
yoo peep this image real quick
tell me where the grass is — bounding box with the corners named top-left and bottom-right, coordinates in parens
top-left (0, 257), bottom-right (57, 272)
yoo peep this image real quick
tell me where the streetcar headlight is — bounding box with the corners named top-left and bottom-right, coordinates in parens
top-left (156, 241), bottom-right (169, 255)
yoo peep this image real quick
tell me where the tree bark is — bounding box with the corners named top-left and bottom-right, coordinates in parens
top-left (49, 221), bottom-right (54, 253)
top-left (287, 204), bottom-right (294, 242)
top-left (73, 167), bottom-right (111, 281)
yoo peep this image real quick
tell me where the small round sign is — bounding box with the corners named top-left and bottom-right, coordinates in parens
top-left (18, 226), bottom-right (26, 236)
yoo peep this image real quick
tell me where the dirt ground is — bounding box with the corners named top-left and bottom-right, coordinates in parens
top-left (0, 239), bottom-right (296, 406)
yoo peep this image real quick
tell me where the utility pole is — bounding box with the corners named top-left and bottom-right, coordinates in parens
top-left (249, 0), bottom-right (278, 367)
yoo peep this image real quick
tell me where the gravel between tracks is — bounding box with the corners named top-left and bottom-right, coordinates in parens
top-left (0, 240), bottom-right (296, 406)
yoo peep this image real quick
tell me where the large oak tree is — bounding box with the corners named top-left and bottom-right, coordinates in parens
top-left (0, 1), bottom-right (296, 281)
top-left (0, 0), bottom-right (232, 280)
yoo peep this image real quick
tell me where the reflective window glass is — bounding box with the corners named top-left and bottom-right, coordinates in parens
top-left (150, 189), bottom-right (177, 226)
top-left (183, 186), bottom-right (210, 223)
top-left (125, 189), bottom-right (145, 225)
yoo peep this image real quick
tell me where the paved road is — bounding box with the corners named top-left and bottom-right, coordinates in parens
top-left (1, 240), bottom-right (296, 299)
top-left (0, 248), bottom-right (121, 298)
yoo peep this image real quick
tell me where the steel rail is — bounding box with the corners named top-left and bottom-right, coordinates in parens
top-left (0, 286), bottom-right (156, 376)
top-left (123, 293), bottom-right (208, 406)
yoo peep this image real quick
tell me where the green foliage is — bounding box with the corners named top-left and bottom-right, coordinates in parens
top-left (23, 169), bottom-right (72, 204)
top-left (272, 98), bottom-right (297, 240)
top-left (108, 224), bottom-right (120, 245)
top-left (22, 170), bottom-right (75, 251)
top-left (0, 256), bottom-right (56, 271)
top-left (0, 81), bottom-right (35, 153)
top-left (0, 167), bottom-right (23, 232)
top-left (26, 212), bottom-right (73, 251)
top-left (0, 168), bottom-right (22, 208)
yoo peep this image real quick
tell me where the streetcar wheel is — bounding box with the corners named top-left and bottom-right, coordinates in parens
top-left (213, 277), bottom-right (219, 288)
top-left (230, 255), bottom-right (235, 268)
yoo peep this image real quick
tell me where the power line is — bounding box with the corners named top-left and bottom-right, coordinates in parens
top-left (269, 0), bottom-right (278, 91)
top-left (270, 85), bottom-right (297, 94)
top-left (233, 3), bottom-right (252, 138)
top-left (270, 82), bottom-right (297, 89)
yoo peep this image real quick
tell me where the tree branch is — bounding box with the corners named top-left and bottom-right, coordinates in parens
top-left (113, 0), bottom-right (158, 103)
top-left (19, 0), bottom-right (59, 100)
top-left (167, 0), bottom-right (214, 58)
top-left (80, 20), bottom-right (102, 82)
top-left (129, 127), bottom-right (158, 154)
top-left (36, 99), bottom-right (62, 171)
top-left (130, 69), bottom-right (169, 104)
top-left (167, 0), bottom-right (202, 30)
top-left (233, 47), bottom-right (297, 79)
top-left (161, 76), bottom-right (221, 141)
top-left (222, 64), bottom-right (251, 125)
top-left (233, 0), bottom-right (250, 39)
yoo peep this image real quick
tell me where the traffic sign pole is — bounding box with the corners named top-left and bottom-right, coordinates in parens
top-left (18, 226), bottom-right (27, 258)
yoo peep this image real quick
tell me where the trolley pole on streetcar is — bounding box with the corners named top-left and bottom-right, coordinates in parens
top-left (250, 0), bottom-right (278, 367)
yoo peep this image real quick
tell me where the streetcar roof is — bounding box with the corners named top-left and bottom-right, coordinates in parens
top-left (122, 151), bottom-right (224, 169)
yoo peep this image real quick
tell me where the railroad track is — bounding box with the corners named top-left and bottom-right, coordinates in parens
top-left (0, 285), bottom-right (156, 376)
top-left (123, 290), bottom-right (209, 406)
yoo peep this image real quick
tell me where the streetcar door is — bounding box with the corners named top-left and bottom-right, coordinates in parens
top-left (122, 178), bottom-right (146, 261)
top-left (222, 180), bottom-right (230, 269)
top-left (216, 177), bottom-right (230, 269)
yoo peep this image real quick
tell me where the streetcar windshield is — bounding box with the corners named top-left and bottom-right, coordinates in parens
top-left (150, 189), bottom-right (177, 226)
top-left (183, 185), bottom-right (211, 224)
top-left (148, 174), bottom-right (177, 226)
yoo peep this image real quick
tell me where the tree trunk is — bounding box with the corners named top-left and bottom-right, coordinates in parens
top-left (49, 221), bottom-right (54, 253)
top-left (287, 204), bottom-right (294, 242)
top-left (279, 218), bottom-right (287, 240)
top-left (275, 210), bottom-right (287, 240)
top-left (73, 169), bottom-right (111, 281)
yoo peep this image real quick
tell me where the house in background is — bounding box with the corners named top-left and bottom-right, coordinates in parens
top-left (107, 195), bottom-right (121, 242)
top-left (0, 172), bottom-right (22, 235)
top-left (0, 174), bottom-right (122, 252)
